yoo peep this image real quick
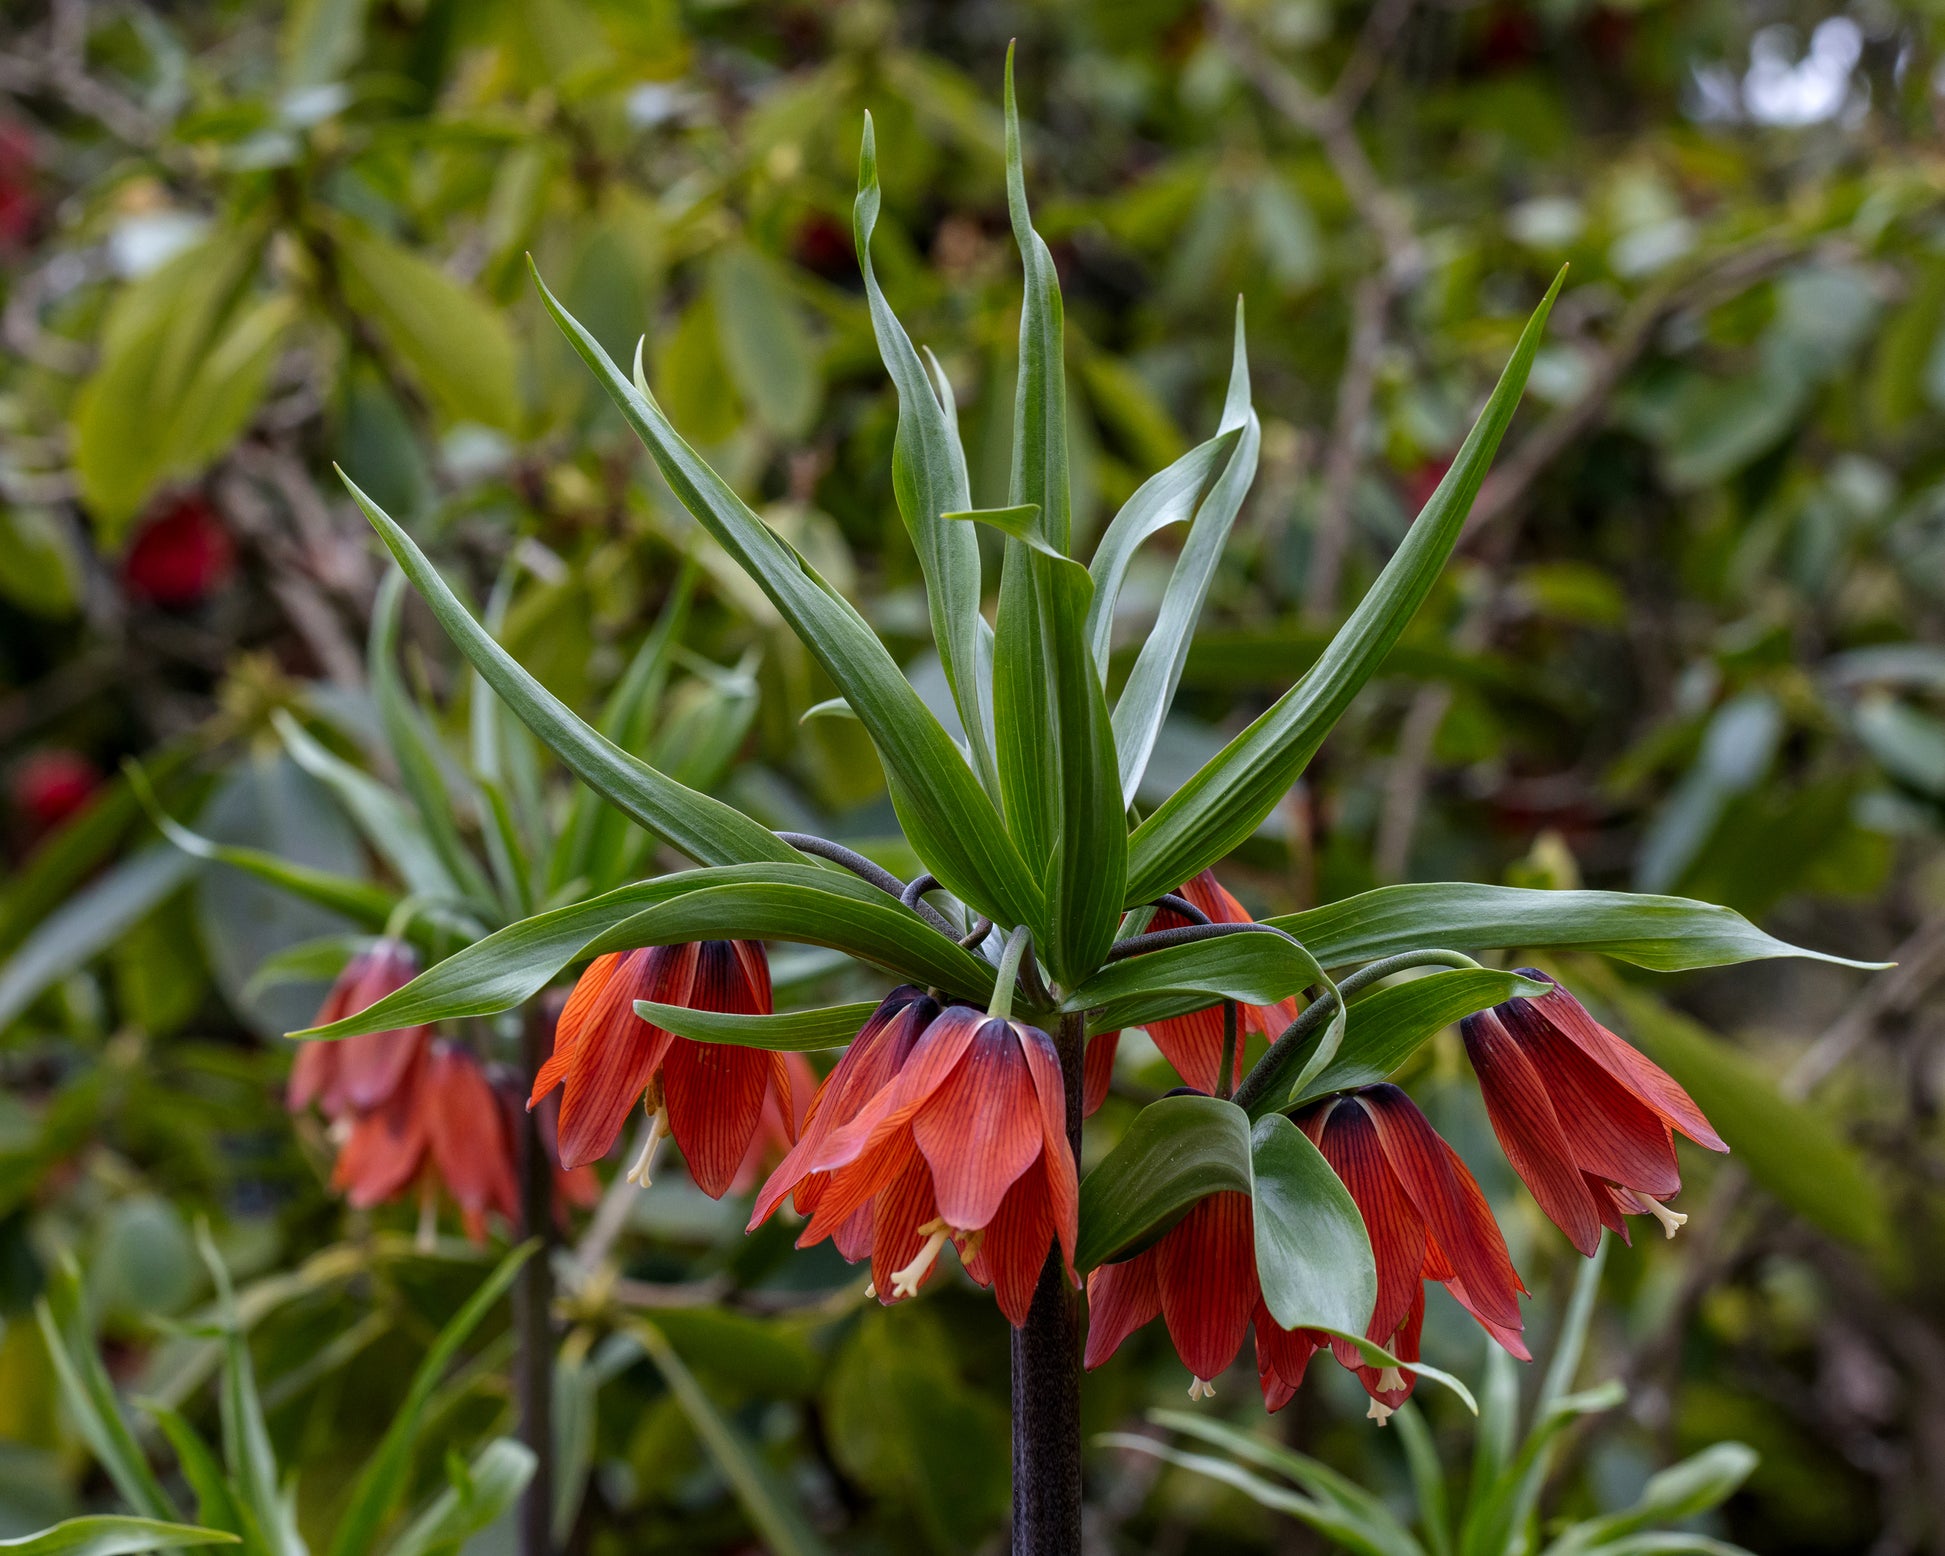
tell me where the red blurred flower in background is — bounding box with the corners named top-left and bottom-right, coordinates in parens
top-left (776, 1004), bottom-right (1077, 1326)
top-left (750, 986), bottom-right (941, 1263)
top-left (287, 940), bottom-right (429, 1119)
top-left (1461, 972), bottom-right (1727, 1254)
top-left (1296, 1085), bottom-right (1528, 1423)
top-left (1084, 1190), bottom-right (1317, 1406)
top-left (1083, 871), bottom-right (1298, 1114)
top-left (11, 749), bottom-right (101, 836)
top-left (0, 118), bottom-right (40, 247)
top-left (529, 939), bottom-right (797, 1198)
top-left (333, 1041), bottom-right (519, 1243)
top-left (122, 493), bottom-right (235, 607)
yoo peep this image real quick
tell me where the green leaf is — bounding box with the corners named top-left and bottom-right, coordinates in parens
top-left (1144, 1412), bottom-right (1423, 1556)
top-left (1098, 1436), bottom-right (1418, 1556)
top-left (143, 1405), bottom-right (249, 1542)
top-left (0, 846), bottom-right (199, 1030)
top-left (1066, 932), bottom-right (1323, 1033)
top-left (1287, 970), bottom-right (1551, 1106)
top-left (855, 115), bottom-right (996, 798)
top-left (35, 1261), bottom-right (180, 1522)
top-left (273, 711), bottom-right (455, 901)
top-left (296, 865), bottom-right (992, 1039)
top-left (0, 1519), bottom-right (240, 1555)
top-left (71, 232), bottom-right (285, 539)
top-left (1586, 973), bottom-right (1897, 1261)
top-left (375, 1438), bottom-right (535, 1556)
top-left (340, 475), bottom-right (794, 874)
top-left (632, 999), bottom-right (881, 1051)
top-left (1111, 303), bottom-right (1259, 806)
top-left (1076, 1094), bottom-right (1252, 1270)
top-left (0, 506), bottom-right (82, 617)
top-left (549, 571), bottom-right (695, 894)
top-left (1541, 1444), bottom-right (1758, 1556)
top-left (1267, 884), bottom-right (1884, 973)
top-left (708, 243), bottom-right (821, 438)
top-left (327, 1243), bottom-right (535, 1556)
top-left (531, 268), bottom-right (1039, 933)
top-left (192, 1226), bottom-right (304, 1556)
top-left (1249, 1114), bottom-right (1375, 1335)
top-left (1083, 427), bottom-right (1240, 671)
top-left (129, 763), bottom-right (397, 929)
top-left (630, 1321), bottom-right (833, 1556)
top-left (1124, 271), bottom-right (1565, 905)
top-left (329, 218), bottom-right (519, 429)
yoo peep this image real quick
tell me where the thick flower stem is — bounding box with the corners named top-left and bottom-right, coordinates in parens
top-left (516, 1007), bottom-right (557, 1556)
top-left (1011, 1010), bottom-right (1084, 1553)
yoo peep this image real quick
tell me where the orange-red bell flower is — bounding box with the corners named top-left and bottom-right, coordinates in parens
top-left (749, 986), bottom-right (942, 1263)
top-left (776, 1004), bottom-right (1078, 1326)
top-left (529, 939), bottom-right (798, 1198)
top-left (1083, 1189), bottom-right (1330, 1409)
top-left (333, 1041), bottom-right (519, 1243)
top-left (1294, 1084), bottom-right (1528, 1422)
top-left (1082, 871), bottom-right (1299, 1115)
top-left (1461, 972), bottom-right (1727, 1255)
top-left (287, 939), bottom-right (429, 1119)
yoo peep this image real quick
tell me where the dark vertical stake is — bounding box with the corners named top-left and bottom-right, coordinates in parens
top-left (1011, 1010), bottom-right (1084, 1553)
top-left (516, 1008), bottom-right (556, 1556)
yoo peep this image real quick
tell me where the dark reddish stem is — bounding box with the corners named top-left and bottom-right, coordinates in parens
top-left (516, 1006), bottom-right (557, 1556)
top-left (1011, 1010), bottom-right (1084, 1552)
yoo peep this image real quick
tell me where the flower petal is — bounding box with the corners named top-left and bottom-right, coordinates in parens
top-left (532, 951), bottom-right (623, 1107)
top-left (1084, 1248), bottom-right (1162, 1369)
top-left (912, 1018), bottom-right (1044, 1230)
top-left (868, 1151), bottom-right (939, 1302)
top-left (425, 1045), bottom-right (518, 1236)
top-left (966, 1156), bottom-right (1057, 1328)
top-left (1082, 1029), bottom-right (1118, 1118)
top-left (1509, 977), bottom-right (1726, 1152)
top-left (557, 945), bottom-right (691, 1168)
top-left (1461, 1009), bottom-right (1605, 1256)
top-left (1506, 1005), bottom-right (1682, 1197)
top-left (1017, 1020), bottom-right (1079, 1278)
top-left (1156, 1191), bottom-right (1258, 1383)
top-left (1361, 1085), bottom-right (1524, 1333)
top-left (1314, 1099), bottom-right (1423, 1364)
top-left (1253, 1301), bottom-right (1317, 1413)
top-left (663, 1038), bottom-right (774, 1198)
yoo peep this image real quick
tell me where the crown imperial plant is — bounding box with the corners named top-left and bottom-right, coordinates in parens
top-left (298, 52), bottom-right (1879, 1552)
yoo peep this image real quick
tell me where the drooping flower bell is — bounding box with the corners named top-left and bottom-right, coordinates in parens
top-left (528, 939), bottom-right (796, 1199)
top-left (1082, 871), bottom-right (1299, 1115)
top-left (780, 1004), bottom-right (1078, 1326)
top-left (750, 986), bottom-right (941, 1257)
top-left (1081, 1190), bottom-right (1289, 1402)
top-left (725, 1050), bottom-right (819, 1197)
top-left (1460, 972), bottom-right (1727, 1255)
top-left (287, 940), bottom-right (430, 1120)
top-left (1295, 1084), bottom-right (1529, 1423)
top-left (333, 1041), bottom-right (519, 1244)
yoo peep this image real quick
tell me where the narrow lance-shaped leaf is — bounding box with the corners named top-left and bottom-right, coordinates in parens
top-left (1084, 426), bottom-right (1240, 674)
top-left (0, 1519), bottom-right (241, 1555)
top-left (1113, 302), bottom-right (1261, 805)
top-left (530, 269), bottom-right (1041, 933)
top-left (989, 49), bottom-right (1126, 982)
top-left (1269, 883), bottom-right (1885, 972)
top-left (632, 999), bottom-right (884, 1051)
top-left (339, 472), bottom-right (795, 874)
top-left (1125, 270), bottom-right (1566, 905)
top-left (855, 114), bottom-right (997, 800)
top-left (1065, 930), bottom-right (1323, 1033)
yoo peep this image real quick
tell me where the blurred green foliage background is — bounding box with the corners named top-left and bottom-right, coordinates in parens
top-left (1, 0), bottom-right (1942, 1550)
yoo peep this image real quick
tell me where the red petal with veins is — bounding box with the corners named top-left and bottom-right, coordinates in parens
top-left (1082, 1029), bottom-right (1118, 1118)
top-left (1085, 1248), bottom-right (1162, 1369)
top-left (869, 1151), bottom-right (939, 1301)
top-left (912, 1019), bottom-right (1044, 1229)
top-left (1156, 1191), bottom-right (1258, 1383)
top-left (1461, 1009), bottom-right (1604, 1255)
top-left (1508, 1008), bottom-right (1681, 1196)
top-left (532, 952), bottom-right (622, 1107)
top-left (1361, 1085), bottom-right (1523, 1334)
top-left (966, 1155), bottom-right (1057, 1327)
top-left (557, 945), bottom-right (692, 1168)
top-left (1314, 1100), bottom-right (1424, 1367)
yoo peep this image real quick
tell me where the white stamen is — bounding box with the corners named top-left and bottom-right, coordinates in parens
top-left (1631, 1191), bottom-right (1688, 1239)
top-left (1366, 1397), bottom-right (1395, 1426)
top-left (862, 1281), bottom-right (877, 1300)
top-left (415, 1184), bottom-right (438, 1252)
top-left (891, 1220), bottom-right (952, 1299)
top-left (958, 1228), bottom-right (985, 1266)
top-left (626, 1106), bottom-right (669, 1187)
top-left (1378, 1367), bottom-right (1406, 1393)
top-left (1187, 1376), bottom-right (1217, 1401)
